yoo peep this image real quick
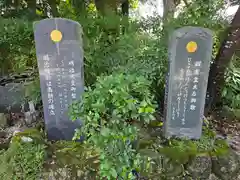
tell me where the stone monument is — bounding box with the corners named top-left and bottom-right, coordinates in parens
top-left (33, 18), bottom-right (84, 141)
top-left (164, 26), bottom-right (213, 139)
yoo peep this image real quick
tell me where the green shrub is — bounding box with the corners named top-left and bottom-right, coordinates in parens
top-left (0, 133), bottom-right (46, 180)
top-left (25, 77), bottom-right (42, 105)
top-left (70, 72), bottom-right (157, 179)
top-left (0, 18), bottom-right (36, 75)
top-left (59, 1), bottom-right (167, 92)
top-left (222, 55), bottom-right (240, 109)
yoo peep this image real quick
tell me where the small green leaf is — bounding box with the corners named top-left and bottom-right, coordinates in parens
top-left (145, 106), bottom-right (154, 113)
top-left (138, 107), bottom-right (145, 113)
top-left (110, 168), bottom-right (118, 178)
top-left (101, 128), bottom-right (110, 137)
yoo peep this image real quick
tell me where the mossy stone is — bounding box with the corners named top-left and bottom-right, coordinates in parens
top-left (212, 149), bottom-right (240, 180)
top-left (186, 154), bottom-right (212, 179)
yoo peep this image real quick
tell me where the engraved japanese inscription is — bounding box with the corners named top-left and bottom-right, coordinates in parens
top-left (164, 27), bottom-right (213, 139)
top-left (33, 18), bottom-right (84, 141)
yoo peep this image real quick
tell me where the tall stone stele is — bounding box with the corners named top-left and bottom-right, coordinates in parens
top-left (33, 18), bottom-right (84, 141)
top-left (164, 26), bottom-right (213, 139)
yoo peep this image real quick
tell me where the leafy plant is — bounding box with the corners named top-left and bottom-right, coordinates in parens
top-left (0, 17), bottom-right (36, 75)
top-left (70, 72), bottom-right (157, 179)
top-left (0, 134), bottom-right (46, 180)
top-left (25, 77), bottom-right (42, 105)
top-left (222, 55), bottom-right (240, 109)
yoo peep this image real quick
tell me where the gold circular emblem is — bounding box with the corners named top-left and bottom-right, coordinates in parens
top-left (186, 41), bottom-right (197, 53)
top-left (50, 30), bottom-right (62, 42)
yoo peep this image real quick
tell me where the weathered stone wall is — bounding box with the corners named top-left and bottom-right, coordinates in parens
top-left (38, 150), bottom-right (239, 180)
top-left (0, 117), bottom-right (239, 180)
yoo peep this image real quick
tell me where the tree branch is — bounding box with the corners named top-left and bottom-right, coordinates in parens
top-left (182, 0), bottom-right (190, 7)
top-left (183, 0), bottom-right (189, 7)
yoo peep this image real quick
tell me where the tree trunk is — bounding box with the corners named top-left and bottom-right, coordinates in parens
top-left (94, 0), bottom-right (117, 15)
top-left (48, 0), bottom-right (59, 17)
top-left (121, 0), bottom-right (129, 16)
top-left (205, 6), bottom-right (240, 114)
top-left (162, 0), bottom-right (179, 20)
top-left (121, 0), bottom-right (129, 33)
top-left (94, 0), bottom-right (120, 43)
top-left (162, 0), bottom-right (180, 46)
top-left (26, 0), bottom-right (36, 18)
top-left (71, 0), bottom-right (87, 17)
top-left (94, 0), bottom-right (104, 14)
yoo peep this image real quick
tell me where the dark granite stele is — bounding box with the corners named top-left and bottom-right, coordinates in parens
top-left (33, 18), bottom-right (84, 141)
top-left (163, 26), bottom-right (213, 139)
